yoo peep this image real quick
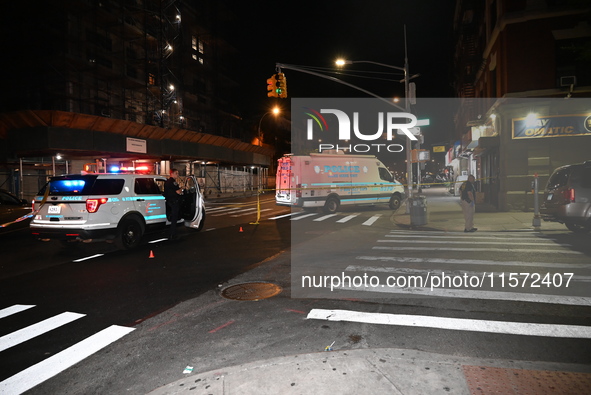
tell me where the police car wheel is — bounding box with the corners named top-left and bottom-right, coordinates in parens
top-left (116, 217), bottom-right (144, 249)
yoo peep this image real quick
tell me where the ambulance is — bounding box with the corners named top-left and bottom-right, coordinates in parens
top-left (275, 152), bottom-right (405, 213)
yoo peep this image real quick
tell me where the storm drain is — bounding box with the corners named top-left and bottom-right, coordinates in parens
top-left (463, 365), bottom-right (591, 394)
top-left (220, 282), bottom-right (282, 301)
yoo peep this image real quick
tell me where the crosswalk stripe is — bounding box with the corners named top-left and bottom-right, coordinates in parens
top-left (0, 325), bottom-right (135, 395)
top-left (231, 208), bottom-right (272, 217)
top-left (336, 214), bottom-right (359, 223)
top-left (268, 212), bottom-right (304, 220)
top-left (0, 312), bottom-right (86, 352)
top-left (343, 265), bottom-right (591, 283)
top-left (333, 285), bottom-right (591, 306)
top-left (307, 309), bottom-right (591, 338)
top-left (362, 214), bottom-right (382, 226)
top-left (384, 234), bottom-right (553, 241)
top-left (314, 214), bottom-right (338, 222)
top-left (373, 246), bottom-right (583, 254)
top-left (291, 213), bottom-right (318, 221)
top-left (0, 305), bottom-right (35, 319)
top-left (210, 207), bottom-right (252, 216)
top-left (204, 207), bottom-right (231, 212)
top-left (389, 230), bottom-right (540, 236)
top-left (355, 256), bottom-right (591, 269)
top-left (377, 239), bottom-right (567, 247)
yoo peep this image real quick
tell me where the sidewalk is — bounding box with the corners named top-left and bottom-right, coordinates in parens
top-left (392, 189), bottom-right (567, 233)
top-left (149, 347), bottom-right (591, 394)
top-left (147, 190), bottom-right (586, 395)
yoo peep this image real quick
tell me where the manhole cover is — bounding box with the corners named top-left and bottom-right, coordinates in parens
top-left (220, 282), bottom-right (282, 301)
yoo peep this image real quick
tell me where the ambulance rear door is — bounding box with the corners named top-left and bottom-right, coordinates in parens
top-left (276, 156), bottom-right (296, 206)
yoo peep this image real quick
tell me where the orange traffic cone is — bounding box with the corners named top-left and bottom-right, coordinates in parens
top-left (149, 250), bottom-right (155, 258)
top-left (239, 226), bottom-right (244, 232)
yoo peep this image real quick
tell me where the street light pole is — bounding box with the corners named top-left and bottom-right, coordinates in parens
top-left (335, 28), bottom-right (414, 200)
top-left (257, 107), bottom-right (280, 146)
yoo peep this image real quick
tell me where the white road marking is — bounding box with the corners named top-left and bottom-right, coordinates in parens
top-left (333, 285), bottom-right (591, 306)
top-left (307, 309), bottom-right (591, 338)
top-left (344, 265), bottom-right (591, 283)
top-left (268, 212), bottom-right (306, 220)
top-left (389, 230), bottom-right (540, 236)
top-left (291, 213), bottom-right (318, 221)
top-left (336, 214), bottom-right (359, 223)
top-left (377, 239), bottom-right (567, 247)
top-left (373, 246), bottom-right (583, 254)
top-left (210, 207), bottom-right (250, 216)
top-left (385, 234), bottom-right (554, 241)
top-left (72, 254), bottom-right (104, 262)
top-left (0, 305), bottom-right (35, 319)
top-left (362, 214), bottom-right (382, 226)
top-left (314, 214), bottom-right (339, 222)
top-left (231, 208), bottom-right (272, 217)
top-left (355, 255), bottom-right (591, 269)
top-left (204, 206), bottom-right (232, 212)
top-left (0, 312), bottom-right (86, 352)
top-left (0, 325), bottom-right (135, 395)
top-left (149, 238), bottom-right (169, 244)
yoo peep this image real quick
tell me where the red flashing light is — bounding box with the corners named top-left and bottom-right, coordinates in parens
top-left (86, 198), bottom-right (108, 213)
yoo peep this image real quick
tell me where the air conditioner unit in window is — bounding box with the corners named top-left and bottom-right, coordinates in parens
top-left (560, 76), bottom-right (577, 87)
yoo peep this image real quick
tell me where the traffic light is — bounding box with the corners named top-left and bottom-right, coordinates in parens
top-left (276, 72), bottom-right (287, 98)
top-left (267, 74), bottom-right (278, 97)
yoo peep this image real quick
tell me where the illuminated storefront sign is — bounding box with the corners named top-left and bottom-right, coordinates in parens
top-left (512, 114), bottom-right (591, 139)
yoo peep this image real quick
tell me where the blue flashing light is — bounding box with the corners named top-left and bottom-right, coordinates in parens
top-left (110, 166), bottom-right (121, 173)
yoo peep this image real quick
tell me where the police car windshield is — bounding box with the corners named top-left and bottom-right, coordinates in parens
top-left (38, 175), bottom-right (124, 196)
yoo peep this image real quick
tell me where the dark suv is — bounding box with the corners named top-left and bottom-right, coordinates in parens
top-left (541, 161), bottom-right (591, 233)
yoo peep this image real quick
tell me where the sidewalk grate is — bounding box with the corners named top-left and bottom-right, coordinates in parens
top-left (220, 282), bottom-right (282, 301)
top-left (463, 365), bottom-right (591, 394)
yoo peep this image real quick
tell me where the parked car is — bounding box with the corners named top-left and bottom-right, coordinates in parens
top-left (0, 189), bottom-right (32, 231)
top-left (541, 161), bottom-right (591, 233)
top-left (30, 173), bottom-right (205, 248)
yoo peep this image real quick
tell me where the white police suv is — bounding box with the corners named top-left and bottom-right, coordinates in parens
top-left (30, 173), bottom-right (205, 249)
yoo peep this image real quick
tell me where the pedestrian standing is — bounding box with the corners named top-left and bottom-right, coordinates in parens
top-left (460, 174), bottom-right (477, 232)
top-left (164, 168), bottom-right (183, 240)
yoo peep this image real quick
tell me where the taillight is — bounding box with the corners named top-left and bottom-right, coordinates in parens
top-left (563, 188), bottom-right (575, 204)
top-left (86, 198), bottom-right (108, 213)
top-left (32, 200), bottom-right (35, 212)
top-left (296, 184), bottom-right (302, 198)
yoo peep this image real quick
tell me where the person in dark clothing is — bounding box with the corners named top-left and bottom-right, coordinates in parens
top-left (164, 168), bottom-right (183, 240)
top-left (459, 174), bottom-right (477, 232)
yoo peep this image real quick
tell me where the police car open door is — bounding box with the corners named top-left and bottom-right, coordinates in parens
top-left (181, 175), bottom-right (205, 231)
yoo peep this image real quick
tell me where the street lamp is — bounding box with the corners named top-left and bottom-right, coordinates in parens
top-left (257, 107), bottom-right (280, 146)
top-left (335, 57), bottom-right (416, 200)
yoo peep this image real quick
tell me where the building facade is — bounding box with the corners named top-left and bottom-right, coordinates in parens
top-left (452, 0), bottom-right (591, 210)
top-left (0, 0), bottom-right (272, 199)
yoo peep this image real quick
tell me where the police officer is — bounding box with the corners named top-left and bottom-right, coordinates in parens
top-left (164, 168), bottom-right (183, 240)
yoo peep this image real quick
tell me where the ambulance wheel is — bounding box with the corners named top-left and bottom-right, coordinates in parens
top-left (389, 194), bottom-right (402, 211)
top-left (323, 196), bottom-right (340, 214)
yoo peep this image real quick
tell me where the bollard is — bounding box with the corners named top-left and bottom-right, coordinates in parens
top-left (532, 173), bottom-right (541, 229)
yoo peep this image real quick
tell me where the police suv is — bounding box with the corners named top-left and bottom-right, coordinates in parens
top-left (30, 173), bottom-right (205, 249)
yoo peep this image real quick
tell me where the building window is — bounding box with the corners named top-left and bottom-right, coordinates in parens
top-left (148, 73), bottom-right (155, 86)
top-left (191, 35), bottom-right (205, 64)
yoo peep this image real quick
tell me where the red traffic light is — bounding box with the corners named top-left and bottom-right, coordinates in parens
top-left (267, 74), bottom-right (278, 97)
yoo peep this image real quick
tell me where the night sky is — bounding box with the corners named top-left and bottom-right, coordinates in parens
top-left (222, 0), bottom-right (458, 153)
top-left (224, 1), bottom-right (456, 108)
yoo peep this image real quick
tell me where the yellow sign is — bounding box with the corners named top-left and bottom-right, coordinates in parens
top-left (433, 146), bottom-right (446, 153)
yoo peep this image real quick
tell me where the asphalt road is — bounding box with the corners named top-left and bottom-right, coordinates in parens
top-left (2, 190), bottom-right (591, 394)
